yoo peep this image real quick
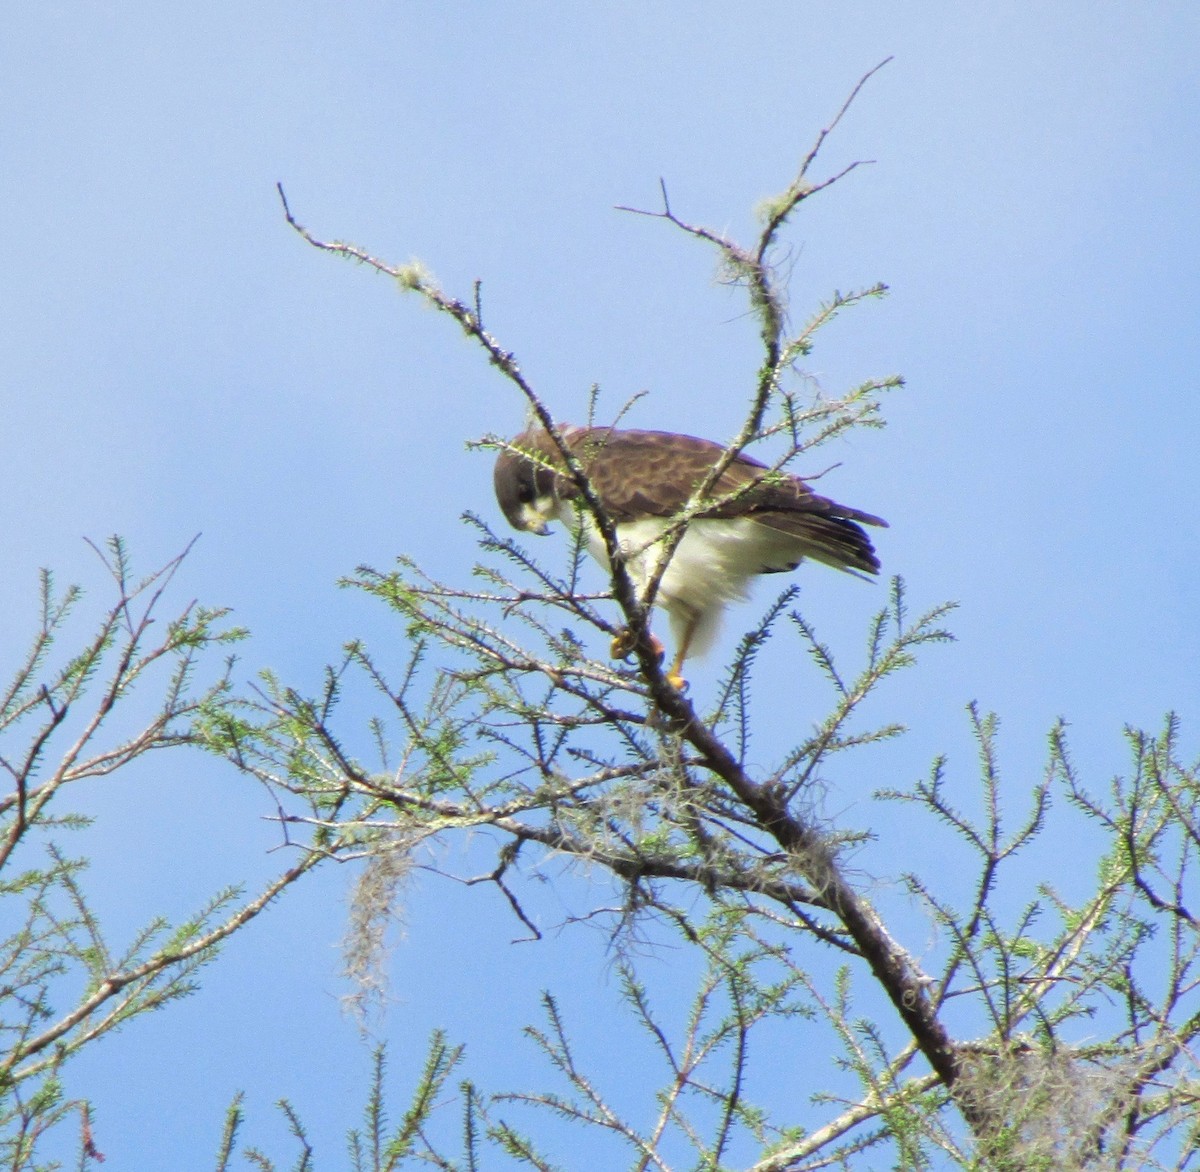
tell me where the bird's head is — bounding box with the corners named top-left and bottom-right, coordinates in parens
top-left (493, 432), bottom-right (562, 536)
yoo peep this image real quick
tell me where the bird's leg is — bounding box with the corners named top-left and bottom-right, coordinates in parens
top-left (664, 618), bottom-right (699, 691)
top-left (611, 617), bottom-right (694, 692)
top-left (665, 654), bottom-right (687, 691)
top-left (610, 626), bottom-right (665, 666)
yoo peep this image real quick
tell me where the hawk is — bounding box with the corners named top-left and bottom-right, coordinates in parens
top-left (493, 425), bottom-right (886, 687)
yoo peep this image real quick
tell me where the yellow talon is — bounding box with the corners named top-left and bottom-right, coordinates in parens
top-left (610, 627), bottom-right (665, 665)
top-left (609, 628), bottom-right (688, 690)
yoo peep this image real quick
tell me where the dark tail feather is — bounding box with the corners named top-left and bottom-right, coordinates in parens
top-left (759, 512), bottom-right (883, 576)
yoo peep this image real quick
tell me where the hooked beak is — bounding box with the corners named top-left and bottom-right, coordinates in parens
top-left (517, 501), bottom-right (554, 537)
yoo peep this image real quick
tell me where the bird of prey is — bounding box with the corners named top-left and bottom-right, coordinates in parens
top-left (493, 425), bottom-right (886, 688)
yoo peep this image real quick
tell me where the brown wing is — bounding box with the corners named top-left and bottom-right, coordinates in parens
top-left (557, 428), bottom-right (887, 576)
top-left (561, 429), bottom-right (729, 519)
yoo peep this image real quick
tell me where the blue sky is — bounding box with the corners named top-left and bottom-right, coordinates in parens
top-left (3, 3), bottom-right (1199, 1165)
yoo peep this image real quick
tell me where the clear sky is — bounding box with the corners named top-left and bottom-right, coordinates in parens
top-left (3, 3), bottom-right (1198, 1165)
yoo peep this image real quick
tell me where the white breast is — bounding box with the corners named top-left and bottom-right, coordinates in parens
top-left (562, 505), bottom-right (805, 659)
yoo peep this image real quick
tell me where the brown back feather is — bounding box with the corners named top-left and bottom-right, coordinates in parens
top-left (504, 427), bottom-right (887, 575)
